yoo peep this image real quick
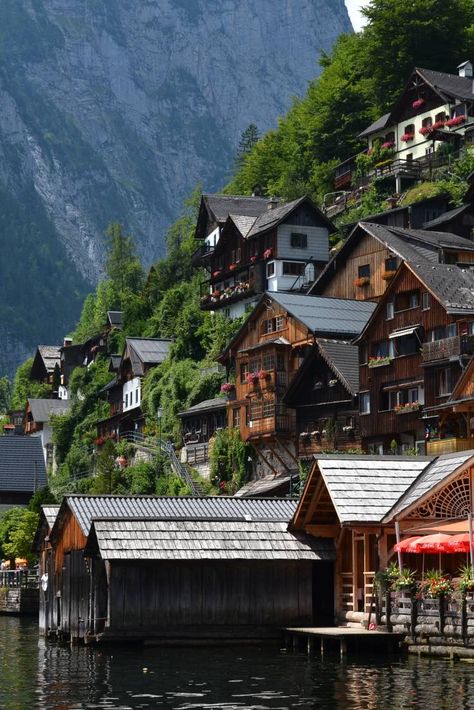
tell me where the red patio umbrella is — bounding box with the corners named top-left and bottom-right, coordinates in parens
top-left (394, 536), bottom-right (422, 552)
top-left (444, 533), bottom-right (474, 554)
top-left (410, 533), bottom-right (452, 553)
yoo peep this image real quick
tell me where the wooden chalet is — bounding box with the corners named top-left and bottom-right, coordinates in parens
top-left (0, 435), bottom-right (47, 509)
top-left (310, 222), bottom-right (474, 302)
top-left (290, 451), bottom-right (474, 623)
top-left (335, 62), bottom-right (474, 192)
top-left (32, 494), bottom-right (338, 642)
top-left (219, 291), bottom-right (375, 479)
top-left (30, 345), bottom-right (61, 387)
top-left (194, 194), bottom-right (333, 318)
top-left (283, 338), bottom-right (361, 458)
top-left (97, 337), bottom-right (171, 440)
top-left (177, 397), bottom-right (226, 469)
top-left (354, 261), bottom-right (474, 454)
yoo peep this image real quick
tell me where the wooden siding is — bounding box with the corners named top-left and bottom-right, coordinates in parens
top-left (320, 234), bottom-right (394, 301)
top-left (276, 223), bottom-right (328, 262)
top-left (106, 560), bottom-right (313, 634)
top-left (54, 511), bottom-right (87, 583)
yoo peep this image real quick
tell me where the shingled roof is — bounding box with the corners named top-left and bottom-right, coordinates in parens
top-left (85, 518), bottom-right (335, 562)
top-left (409, 262), bottom-right (474, 314)
top-left (36, 346), bottom-right (61, 373)
top-left (422, 204), bottom-right (472, 230)
top-left (0, 436), bottom-right (47, 493)
top-left (177, 397), bottom-right (226, 418)
top-left (316, 339), bottom-right (359, 395)
top-left (203, 194), bottom-right (273, 222)
top-left (55, 494), bottom-right (298, 538)
top-left (28, 398), bottom-right (71, 423)
top-left (245, 196), bottom-right (334, 237)
top-left (315, 455), bottom-right (430, 523)
top-left (125, 337), bottom-right (172, 376)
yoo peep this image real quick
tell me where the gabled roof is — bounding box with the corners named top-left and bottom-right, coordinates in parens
top-left (107, 311), bottom-right (123, 328)
top-left (202, 194), bottom-right (273, 222)
top-left (177, 397), bottom-right (226, 417)
top-left (109, 355), bottom-right (121, 372)
top-left (228, 214), bottom-right (257, 238)
top-left (85, 518), bottom-right (334, 562)
top-left (358, 112), bottom-right (391, 139)
top-left (384, 451), bottom-right (474, 521)
top-left (31, 504), bottom-right (60, 552)
top-left (316, 339), bottom-right (359, 395)
top-left (0, 436), bottom-right (47, 493)
top-left (422, 204), bottom-right (472, 230)
top-left (408, 261), bottom-right (474, 314)
top-left (125, 337), bottom-right (172, 376)
top-left (310, 221), bottom-right (474, 295)
top-left (245, 196), bottom-right (334, 237)
top-left (27, 398), bottom-right (71, 423)
top-left (269, 292), bottom-right (376, 337)
top-left (53, 494), bottom-right (298, 538)
top-left (310, 455), bottom-right (430, 524)
top-left (42, 505), bottom-right (60, 528)
top-left (34, 345), bottom-right (61, 373)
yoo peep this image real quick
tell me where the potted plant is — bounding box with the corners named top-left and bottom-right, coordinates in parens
top-left (422, 570), bottom-right (454, 599)
top-left (412, 98), bottom-right (425, 109)
top-left (257, 369), bottom-right (269, 380)
top-left (245, 372), bottom-right (259, 386)
top-left (354, 276), bottom-right (370, 287)
top-left (433, 120), bottom-right (445, 130)
top-left (458, 564), bottom-right (474, 595)
top-left (419, 126), bottom-right (433, 137)
top-left (393, 567), bottom-right (417, 593)
top-left (250, 255), bottom-right (258, 263)
top-left (220, 382), bottom-right (235, 394)
top-left (401, 132), bottom-right (415, 142)
top-left (263, 248), bottom-right (273, 259)
top-left (229, 263), bottom-right (237, 271)
top-left (382, 269), bottom-right (397, 280)
top-left (368, 355), bottom-right (392, 368)
top-left (212, 270), bottom-right (222, 278)
top-left (446, 115), bottom-right (466, 127)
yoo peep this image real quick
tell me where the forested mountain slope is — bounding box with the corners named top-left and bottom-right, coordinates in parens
top-left (0, 0), bottom-right (351, 375)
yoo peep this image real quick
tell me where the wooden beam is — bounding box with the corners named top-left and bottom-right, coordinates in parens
top-left (303, 475), bottom-right (325, 526)
top-left (305, 524), bottom-right (339, 538)
top-left (254, 447), bottom-right (280, 477)
top-left (278, 439), bottom-right (299, 467)
top-left (266, 441), bottom-right (291, 474)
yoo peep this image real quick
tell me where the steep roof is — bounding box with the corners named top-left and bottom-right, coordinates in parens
top-left (269, 292), bottom-right (377, 337)
top-left (0, 436), bottom-right (47, 492)
top-left (28, 398), bottom-right (71, 423)
top-left (384, 451), bottom-right (474, 521)
top-left (107, 311), bottom-right (123, 328)
top-left (177, 397), bottom-right (227, 417)
top-left (202, 194), bottom-right (273, 223)
top-left (316, 338), bottom-right (359, 394)
top-left (408, 261), bottom-right (474, 314)
top-left (228, 214), bottom-right (257, 238)
top-left (423, 204), bottom-right (472, 230)
top-left (42, 505), bottom-right (60, 528)
top-left (314, 455), bottom-right (430, 523)
top-left (85, 518), bottom-right (335, 562)
top-left (358, 112), bottom-right (391, 139)
top-left (245, 196), bottom-right (334, 237)
top-left (56, 494), bottom-right (298, 537)
top-left (36, 345), bottom-right (61, 373)
top-left (125, 337), bottom-right (172, 376)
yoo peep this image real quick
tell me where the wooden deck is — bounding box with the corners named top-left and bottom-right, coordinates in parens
top-left (284, 626), bottom-right (405, 659)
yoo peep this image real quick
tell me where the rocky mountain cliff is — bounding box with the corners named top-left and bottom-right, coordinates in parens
top-left (0, 0), bottom-right (351, 375)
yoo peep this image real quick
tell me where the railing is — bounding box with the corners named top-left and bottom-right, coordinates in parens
top-left (191, 242), bottom-right (214, 267)
top-left (422, 335), bottom-right (474, 363)
top-left (340, 572), bottom-right (353, 613)
top-left (426, 437), bottom-right (474, 456)
top-left (0, 569), bottom-right (38, 589)
top-left (200, 283), bottom-right (255, 310)
top-left (185, 442), bottom-right (209, 465)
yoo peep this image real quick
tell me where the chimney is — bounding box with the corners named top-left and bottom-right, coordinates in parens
top-left (63, 337), bottom-right (72, 348)
top-left (458, 60), bottom-right (473, 78)
top-left (266, 197), bottom-right (278, 211)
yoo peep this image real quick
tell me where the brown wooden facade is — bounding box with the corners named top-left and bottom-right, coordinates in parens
top-left (356, 263), bottom-right (474, 453)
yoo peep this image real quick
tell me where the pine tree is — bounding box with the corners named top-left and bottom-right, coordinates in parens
top-left (235, 124), bottom-right (260, 167)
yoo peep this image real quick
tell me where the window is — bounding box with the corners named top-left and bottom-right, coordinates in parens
top-left (435, 111), bottom-right (446, 123)
top-left (372, 340), bottom-right (395, 359)
top-left (240, 362), bottom-right (249, 383)
top-left (124, 393), bottom-right (128, 408)
top-left (262, 353), bottom-right (275, 371)
top-left (386, 302), bottom-right (394, 320)
top-left (427, 324), bottom-right (457, 341)
top-left (444, 252), bottom-right (458, 264)
top-left (232, 408), bottom-right (240, 428)
top-left (395, 290), bottom-right (419, 311)
top-left (422, 116), bottom-right (433, 129)
top-left (290, 232), bottom-right (308, 249)
top-left (360, 392), bottom-right (370, 415)
top-left (438, 368), bottom-right (454, 396)
top-left (422, 292), bottom-right (431, 310)
top-left (359, 343), bottom-right (368, 365)
top-left (262, 398), bottom-right (275, 417)
top-left (277, 353), bottom-right (285, 371)
top-left (266, 261), bottom-right (275, 277)
top-left (385, 257), bottom-right (397, 272)
top-left (263, 316), bottom-right (285, 334)
top-left (358, 264), bottom-right (370, 278)
top-left (387, 386), bottom-right (424, 410)
top-left (135, 389), bottom-right (139, 404)
top-left (249, 358), bottom-right (260, 372)
top-left (231, 248), bottom-right (241, 263)
top-left (395, 333), bottom-right (419, 357)
top-left (404, 123), bottom-right (415, 135)
top-left (385, 131), bottom-right (395, 144)
top-left (282, 261), bottom-right (305, 276)
top-left (406, 153), bottom-right (413, 163)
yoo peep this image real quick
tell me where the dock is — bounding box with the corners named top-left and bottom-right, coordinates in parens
top-left (284, 627), bottom-right (405, 659)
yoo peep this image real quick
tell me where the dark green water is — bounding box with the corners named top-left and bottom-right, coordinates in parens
top-left (1, 617), bottom-right (474, 709)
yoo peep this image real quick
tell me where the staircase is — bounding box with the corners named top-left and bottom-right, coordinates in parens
top-left (120, 431), bottom-right (204, 496)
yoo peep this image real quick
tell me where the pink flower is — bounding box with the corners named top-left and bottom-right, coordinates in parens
top-left (401, 133), bottom-right (415, 142)
top-left (412, 98), bottom-right (425, 109)
top-left (263, 248), bottom-right (273, 259)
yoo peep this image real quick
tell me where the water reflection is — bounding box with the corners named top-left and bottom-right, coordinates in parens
top-left (1, 617), bottom-right (474, 708)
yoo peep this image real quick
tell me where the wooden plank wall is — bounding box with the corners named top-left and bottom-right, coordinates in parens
top-left (107, 560), bottom-right (313, 632)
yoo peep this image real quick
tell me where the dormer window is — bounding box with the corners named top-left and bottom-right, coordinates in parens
top-left (263, 316), bottom-right (285, 334)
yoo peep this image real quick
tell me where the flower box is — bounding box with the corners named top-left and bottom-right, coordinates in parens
top-left (212, 290), bottom-right (221, 298)
top-left (446, 115), bottom-right (466, 127)
top-left (299, 431), bottom-right (310, 438)
top-left (212, 270), bottom-right (222, 278)
top-left (381, 269), bottom-right (397, 280)
top-left (394, 402), bottom-right (421, 414)
top-left (412, 98), bottom-right (425, 109)
top-left (220, 382), bottom-right (235, 393)
top-left (229, 263), bottom-right (237, 271)
top-left (368, 356), bottom-right (392, 368)
top-left (342, 425), bottom-right (354, 432)
top-left (419, 126), bottom-right (433, 136)
top-left (245, 372), bottom-right (259, 385)
top-left (250, 255), bottom-right (258, 263)
top-left (313, 381), bottom-right (323, 390)
top-left (433, 120), bottom-right (445, 130)
top-left (401, 133), bottom-right (415, 142)
top-left (354, 276), bottom-right (370, 287)
top-left (381, 141), bottom-right (395, 149)
top-left (257, 369), bottom-right (270, 380)
top-left (263, 248), bottom-right (273, 259)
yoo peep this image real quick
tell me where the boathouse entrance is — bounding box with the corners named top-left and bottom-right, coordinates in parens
top-left (312, 560), bottom-right (334, 625)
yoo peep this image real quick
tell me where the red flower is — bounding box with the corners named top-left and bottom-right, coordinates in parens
top-left (250, 255), bottom-right (258, 263)
top-left (263, 248), bottom-right (273, 259)
top-left (446, 115), bottom-right (466, 127)
top-left (412, 98), bottom-right (425, 109)
top-left (212, 270), bottom-right (222, 278)
top-left (401, 133), bottom-right (415, 142)
top-left (229, 263), bottom-right (237, 271)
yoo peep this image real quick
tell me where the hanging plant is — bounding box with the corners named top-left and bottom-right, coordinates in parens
top-left (263, 248), bottom-right (273, 259)
top-left (401, 132), bottom-right (415, 142)
top-left (412, 98), bottom-right (425, 109)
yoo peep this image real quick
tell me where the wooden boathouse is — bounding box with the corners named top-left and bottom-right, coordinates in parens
top-left (35, 494), bottom-right (335, 643)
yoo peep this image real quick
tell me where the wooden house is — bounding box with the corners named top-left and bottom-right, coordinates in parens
top-left (310, 222), bottom-right (474, 302)
top-left (194, 194), bottom-right (334, 318)
top-left (33, 505), bottom-right (60, 635)
top-left (290, 451), bottom-right (474, 623)
top-left (30, 345), bottom-right (61, 387)
top-left (0, 435), bottom-right (47, 510)
top-left (334, 62), bottom-right (474, 192)
top-left (97, 337), bottom-right (171, 440)
top-left (219, 291), bottom-right (375, 479)
top-left (283, 339), bottom-right (361, 458)
top-left (23, 398), bottom-right (71, 468)
top-left (354, 261), bottom-right (474, 454)
top-left (34, 494), bottom-right (306, 641)
top-left (177, 397), bottom-right (226, 470)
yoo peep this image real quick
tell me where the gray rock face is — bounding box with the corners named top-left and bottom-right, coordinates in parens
top-left (0, 0), bottom-right (351, 375)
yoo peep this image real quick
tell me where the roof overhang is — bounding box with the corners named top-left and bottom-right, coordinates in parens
top-left (389, 325), bottom-right (422, 339)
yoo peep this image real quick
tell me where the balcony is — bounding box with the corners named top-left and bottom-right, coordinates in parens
top-left (426, 437), bottom-right (474, 456)
top-left (200, 283), bottom-right (255, 310)
top-left (191, 242), bottom-right (215, 267)
top-left (422, 335), bottom-right (474, 363)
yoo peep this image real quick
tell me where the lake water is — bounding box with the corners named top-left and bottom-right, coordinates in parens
top-left (2, 616), bottom-right (474, 709)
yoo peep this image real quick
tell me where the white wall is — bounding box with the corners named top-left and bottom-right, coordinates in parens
top-left (123, 377), bottom-right (141, 412)
top-left (276, 223), bottom-right (328, 262)
top-left (266, 260), bottom-right (314, 292)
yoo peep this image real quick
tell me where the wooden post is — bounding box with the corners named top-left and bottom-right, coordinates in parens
top-left (352, 531), bottom-right (357, 613)
top-left (340, 638), bottom-right (347, 659)
top-left (469, 513), bottom-right (474, 571)
top-left (395, 522), bottom-right (403, 571)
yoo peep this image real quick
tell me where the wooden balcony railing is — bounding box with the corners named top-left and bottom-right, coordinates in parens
top-left (422, 335), bottom-right (474, 363)
top-left (426, 437), bottom-right (474, 456)
top-left (191, 242), bottom-right (215, 267)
